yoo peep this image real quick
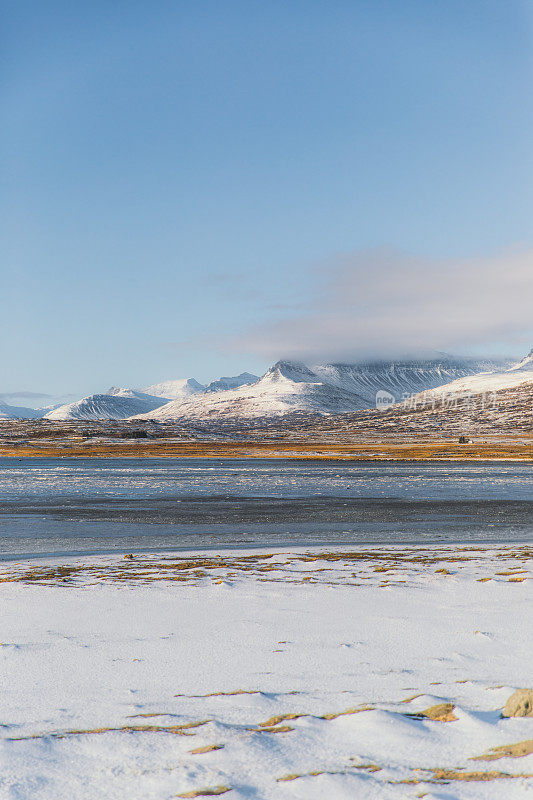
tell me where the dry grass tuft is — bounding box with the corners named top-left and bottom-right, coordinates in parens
top-left (277, 769), bottom-right (350, 782)
top-left (496, 570), bottom-right (527, 576)
top-left (175, 690), bottom-right (261, 698)
top-left (472, 740), bottom-right (533, 761)
top-left (351, 762), bottom-right (381, 772)
top-left (189, 744), bottom-right (224, 755)
top-left (10, 720), bottom-right (210, 741)
top-left (250, 724), bottom-right (295, 733)
top-left (429, 769), bottom-right (532, 782)
top-left (258, 713), bottom-right (304, 727)
top-left (394, 768), bottom-right (533, 784)
top-left (321, 705), bottom-right (374, 720)
top-left (407, 703), bottom-right (457, 722)
top-left (176, 786), bottom-right (231, 798)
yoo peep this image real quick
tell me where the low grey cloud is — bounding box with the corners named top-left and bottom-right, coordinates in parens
top-left (229, 246), bottom-right (533, 362)
top-left (0, 391), bottom-right (54, 401)
top-left (0, 391), bottom-right (78, 409)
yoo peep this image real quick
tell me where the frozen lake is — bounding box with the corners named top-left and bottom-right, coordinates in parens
top-left (0, 457), bottom-right (531, 558)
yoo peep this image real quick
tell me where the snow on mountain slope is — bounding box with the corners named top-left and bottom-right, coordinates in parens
top-left (44, 388), bottom-right (169, 421)
top-left (0, 400), bottom-right (43, 420)
top-left (132, 361), bottom-right (365, 421)
top-left (205, 372), bottom-right (259, 392)
top-left (141, 378), bottom-right (205, 400)
top-left (508, 348), bottom-right (533, 371)
top-left (11, 353), bottom-right (527, 424)
top-left (312, 357), bottom-right (508, 408)
top-left (404, 350), bottom-right (533, 406)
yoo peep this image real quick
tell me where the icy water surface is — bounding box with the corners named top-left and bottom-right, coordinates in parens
top-left (0, 457), bottom-right (531, 558)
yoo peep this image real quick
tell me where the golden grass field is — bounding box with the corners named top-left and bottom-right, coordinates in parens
top-left (0, 438), bottom-right (532, 460)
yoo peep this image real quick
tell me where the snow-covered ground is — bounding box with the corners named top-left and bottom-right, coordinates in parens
top-left (0, 544), bottom-right (532, 799)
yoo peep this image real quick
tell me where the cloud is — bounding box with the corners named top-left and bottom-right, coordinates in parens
top-left (0, 391), bottom-right (54, 400)
top-left (0, 391), bottom-right (78, 409)
top-left (228, 246), bottom-right (533, 362)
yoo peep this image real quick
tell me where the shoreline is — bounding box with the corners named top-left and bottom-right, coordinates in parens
top-left (2, 538), bottom-right (532, 567)
top-left (2, 530), bottom-right (533, 565)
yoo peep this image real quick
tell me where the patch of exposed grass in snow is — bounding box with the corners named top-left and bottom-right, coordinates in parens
top-left (472, 740), bottom-right (533, 761)
top-left (1, 544), bottom-right (530, 590)
top-left (176, 786), bottom-right (231, 797)
top-left (10, 720), bottom-right (210, 741)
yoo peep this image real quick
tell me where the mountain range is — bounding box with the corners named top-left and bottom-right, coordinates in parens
top-left (133, 355), bottom-right (529, 423)
top-left (1, 352), bottom-right (525, 422)
top-left (136, 361), bottom-right (366, 422)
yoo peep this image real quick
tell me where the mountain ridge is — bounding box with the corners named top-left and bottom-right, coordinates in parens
top-left (205, 372), bottom-right (259, 393)
top-left (44, 389), bottom-right (168, 421)
top-left (130, 355), bottom-right (515, 423)
top-left (141, 378), bottom-right (205, 400)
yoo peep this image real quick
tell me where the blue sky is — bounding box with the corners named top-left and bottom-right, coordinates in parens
top-left (2, 0), bottom-right (532, 401)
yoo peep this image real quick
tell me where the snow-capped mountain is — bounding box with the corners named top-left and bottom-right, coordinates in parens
top-left (141, 378), bottom-right (205, 400)
top-left (0, 400), bottom-right (43, 420)
top-left (205, 372), bottom-right (259, 393)
top-left (312, 357), bottom-right (508, 408)
top-left (404, 350), bottom-right (533, 406)
top-left (44, 387), bottom-right (169, 421)
top-left (132, 361), bottom-right (365, 421)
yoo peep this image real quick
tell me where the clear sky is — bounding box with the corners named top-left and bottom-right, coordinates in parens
top-left (2, 0), bottom-right (532, 403)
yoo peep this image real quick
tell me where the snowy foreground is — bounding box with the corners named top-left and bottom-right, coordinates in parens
top-left (0, 545), bottom-right (532, 799)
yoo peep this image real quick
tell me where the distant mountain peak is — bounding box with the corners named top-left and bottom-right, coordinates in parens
top-left (205, 372), bottom-right (259, 393)
top-left (265, 360), bottom-right (320, 383)
top-left (141, 378), bottom-right (205, 400)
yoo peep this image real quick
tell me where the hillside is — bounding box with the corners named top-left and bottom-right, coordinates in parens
top-left (312, 357), bottom-right (508, 407)
top-left (0, 400), bottom-right (42, 420)
top-left (404, 350), bottom-right (533, 407)
top-left (44, 387), bottom-right (169, 421)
